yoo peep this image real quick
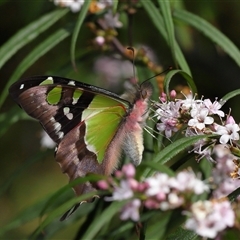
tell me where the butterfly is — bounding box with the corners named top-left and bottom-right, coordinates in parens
top-left (9, 75), bottom-right (152, 218)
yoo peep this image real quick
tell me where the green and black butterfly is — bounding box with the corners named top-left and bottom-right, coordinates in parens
top-left (9, 76), bottom-right (152, 216)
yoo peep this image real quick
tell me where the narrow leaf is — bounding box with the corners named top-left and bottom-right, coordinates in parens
top-left (158, 0), bottom-right (177, 66)
top-left (228, 186), bottom-right (240, 202)
top-left (0, 196), bottom-right (50, 236)
top-left (0, 9), bottom-right (69, 70)
top-left (166, 227), bottom-right (199, 240)
top-left (1, 28), bottom-right (70, 108)
top-left (71, 1), bottom-right (91, 68)
top-left (143, 135), bottom-right (214, 177)
top-left (81, 201), bottom-right (126, 239)
top-left (141, 0), bottom-right (191, 76)
top-left (173, 9), bottom-right (240, 67)
top-left (31, 190), bottom-right (101, 237)
top-left (0, 150), bottom-right (50, 196)
top-left (164, 69), bottom-right (198, 97)
top-left (141, 161), bottom-right (175, 176)
top-left (0, 106), bottom-right (30, 138)
top-left (221, 89), bottom-right (240, 103)
top-left (112, 0), bottom-right (119, 14)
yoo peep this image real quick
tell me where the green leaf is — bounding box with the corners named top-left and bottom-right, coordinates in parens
top-left (143, 135), bottom-right (214, 177)
top-left (39, 174), bottom-right (105, 219)
top-left (166, 226), bottom-right (199, 240)
top-left (141, 0), bottom-right (191, 76)
top-left (0, 28), bottom-right (70, 109)
top-left (164, 69), bottom-right (198, 97)
top-left (112, 0), bottom-right (119, 14)
top-left (0, 150), bottom-right (51, 196)
top-left (31, 189), bottom-right (102, 238)
top-left (0, 195), bottom-right (50, 236)
top-left (158, 0), bottom-right (177, 66)
top-left (0, 106), bottom-right (31, 138)
top-left (228, 186), bottom-right (240, 202)
top-left (221, 88), bottom-right (240, 103)
top-left (173, 9), bottom-right (240, 67)
top-left (140, 161), bottom-right (175, 177)
top-left (0, 9), bottom-right (69, 71)
top-left (80, 201), bottom-right (126, 239)
top-left (71, 0), bottom-right (91, 68)
top-left (144, 211), bottom-right (172, 239)
top-left (32, 195), bottom-right (89, 237)
top-left (106, 222), bottom-right (135, 238)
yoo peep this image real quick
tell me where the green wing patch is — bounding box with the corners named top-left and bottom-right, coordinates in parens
top-left (82, 94), bottom-right (129, 163)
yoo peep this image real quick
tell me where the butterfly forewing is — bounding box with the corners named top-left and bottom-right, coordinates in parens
top-left (9, 76), bottom-right (130, 145)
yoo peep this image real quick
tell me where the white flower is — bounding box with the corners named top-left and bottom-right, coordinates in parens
top-left (95, 36), bottom-right (105, 46)
top-left (105, 180), bottom-right (133, 201)
top-left (145, 173), bottom-right (170, 196)
top-left (155, 101), bottom-right (181, 120)
top-left (155, 101), bottom-right (181, 137)
top-left (169, 171), bottom-right (209, 195)
top-left (104, 10), bottom-right (123, 28)
top-left (97, 0), bottom-right (113, 9)
top-left (215, 123), bottom-right (240, 144)
top-left (211, 145), bottom-right (240, 198)
top-left (167, 192), bottom-right (183, 208)
top-left (188, 107), bottom-right (214, 130)
top-left (185, 200), bottom-right (235, 238)
top-left (53, 0), bottom-right (84, 12)
top-left (203, 99), bottom-right (224, 117)
top-left (120, 199), bottom-right (141, 221)
top-left (157, 118), bottom-right (178, 138)
top-left (179, 93), bottom-right (202, 110)
top-left (192, 141), bottom-right (215, 162)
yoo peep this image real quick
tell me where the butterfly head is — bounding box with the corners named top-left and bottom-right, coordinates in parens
top-left (139, 81), bottom-right (153, 101)
top-left (120, 80), bottom-right (153, 105)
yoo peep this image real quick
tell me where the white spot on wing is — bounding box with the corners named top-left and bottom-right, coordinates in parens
top-left (63, 107), bottom-right (73, 120)
top-left (53, 122), bottom-right (61, 132)
top-left (66, 113), bottom-right (73, 120)
top-left (63, 107), bottom-right (70, 114)
top-left (86, 143), bottom-right (97, 154)
top-left (57, 131), bottom-right (64, 139)
top-left (68, 80), bottom-right (75, 86)
top-left (46, 76), bottom-right (54, 82)
top-left (20, 84), bottom-right (24, 89)
top-left (72, 98), bottom-right (78, 105)
top-left (50, 117), bottom-right (55, 122)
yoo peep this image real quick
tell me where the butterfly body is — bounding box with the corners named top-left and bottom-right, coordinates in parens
top-left (9, 76), bottom-right (152, 197)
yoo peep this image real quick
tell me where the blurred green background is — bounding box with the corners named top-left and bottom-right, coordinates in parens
top-left (1, 0), bottom-right (240, 238)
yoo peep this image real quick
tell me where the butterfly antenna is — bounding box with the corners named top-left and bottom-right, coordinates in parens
top-left (127, 47), bottom-right (137, 84)
top-left (140, 66), bottom-right (173, 86)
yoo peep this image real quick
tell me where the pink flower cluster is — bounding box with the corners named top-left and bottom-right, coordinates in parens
top-left (212, 144), bottom-right (240, 198)
top-left (154, 92), bottom-right (240, 163)
top-left (99, 165), bottom-right (204, 214)
top-left (185, 200), bottom-right (235, 238)
top-left (154, 93), bottom-right (237, 140)
top-left (98, 163), bottom-right (235, 238)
